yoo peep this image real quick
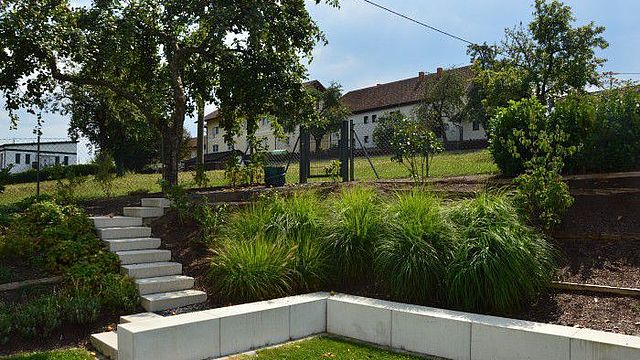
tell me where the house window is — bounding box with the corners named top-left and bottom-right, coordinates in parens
top-left (363, 116), bottom-right (369, 124)
top-left (212, 144), bottom-right (219, 153)
top-left (15, 153), bottom-right (20, 164)
top-left (472, 120), bottom-right (480, 131)
top-left (214, 127), bottom-right (220, 135)
top-left (227, 144), bottom-right (234, 151)
top-left (372, 115), bottom-right (377, 123)
top-left (25, 154), bottom-right (31, 164)
top-left (364, 136), bottom-right (369, 144)
top-left (64, 156), bottom-right (69, 165)
top-left (55, 156), bottom-right (60, 164)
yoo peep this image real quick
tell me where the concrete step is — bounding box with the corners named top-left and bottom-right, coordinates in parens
top-left (135, 275), bottom-right (195, 295)
top-left (141, 198), bottom-right (171, 208)
top-left (123, 206), bottom-right (164, 219)
top-left (90, 331), bottom-right (118, 359)
top-left (91, 216), bottom-right (142, 229)
top-left (105, 238), bottom-right (161, 252)
top-left (116, 249), bottom-right (171, 265)
top-left (98, 226), bottom-right (151, 240)
top-left (141, 289), bottom-right (207, 312)
top-left (120, 312), bottom-right (163, 324)
top-left (121, 262), bottom-right (182, 279)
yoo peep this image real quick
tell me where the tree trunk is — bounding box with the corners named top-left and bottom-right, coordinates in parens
top-left (313, 135), bottom-right (323, 154)
top-left (196, 96), bottom-right (205, 166)
top-left (163, 46), bottom-right (187, 186)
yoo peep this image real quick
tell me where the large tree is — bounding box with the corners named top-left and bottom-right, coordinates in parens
top-left (468, 0), bottom-right (608, 117)
top-left (416, 68), bottom-right (470, 147)
top-left (308, 82), bottom-right (350, 153)
top-left (0, 0), bottom-right (337, 185)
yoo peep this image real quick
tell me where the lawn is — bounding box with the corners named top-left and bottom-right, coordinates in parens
top-left (0, 149), bottom-right (498, 205)
top-left (1, 349), bottom-right (94, 360)
top-left (237, 336), bottom-right (429, 359)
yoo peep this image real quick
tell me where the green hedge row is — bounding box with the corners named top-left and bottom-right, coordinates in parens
top-left (6, 164), bottom-right (99, 185)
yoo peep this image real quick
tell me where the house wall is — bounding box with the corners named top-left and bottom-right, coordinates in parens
top-left (0, 142), bottom-right (78, 174)
top-left (346, 104), bottom-right (487, 149)
top-left (206, 118), bottom-right (302, 154)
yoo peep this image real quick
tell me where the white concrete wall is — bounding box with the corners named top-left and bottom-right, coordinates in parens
top-left (206, 119), bottom-right (301, 154)
top-left (115, 293), bottom-right (640, 360)
top-left (0, 142), bottom-right (78, 173)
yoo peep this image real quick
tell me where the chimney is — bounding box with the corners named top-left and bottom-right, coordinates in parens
top-left (436, 67), bottom-right (444, 78)
top-left (418, 71), bottom-right (425, 81)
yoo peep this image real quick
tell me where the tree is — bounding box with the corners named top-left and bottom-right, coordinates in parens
top-left (469, 0), bottom-right (608, 115)
top-left (65, 86), bottom-right (159, 174)
top-left (0, 0), bottom-right (337, 185)
top-left (308, 82), bottom-right (351, 153)
top-left (373, 112), bottom-right (443, 181)
top-left (416, 68), bottom-right (470, 148)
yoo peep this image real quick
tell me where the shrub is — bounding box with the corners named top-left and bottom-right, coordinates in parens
top-left (0, 165), bottom-right (11, 194)
top-left (446, 193), bottom-right (555, 314)
top-left (0, 303), bottom-right (12, 345)
top-left (266, 192), bottom-right (325, 241)
top-left (325, 187), bottom-right (382, 282)
top-left (61, 291), bottom-right (100, 325)
top-left (98, 274), bottom-right (140, 313)
top-left (375, 190), bottom-right (453, 302)
top-left (5, 163), bottom-right (98, 185)
top-left (94, 152), bottom-right (116, 197)
top-left (209, 237), bottom-right (295, 302)
top-left (13, 295), bottom-right (61, 339)
top-left (193, 200), bottom-right (228, 246)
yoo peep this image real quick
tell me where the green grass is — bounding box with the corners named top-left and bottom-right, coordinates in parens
top-left (237, 336), bottom-right (429, 359)
top-left (0, 150), bottom-right (497, 206)
top-left (1, 348), bottom-right (94, 360)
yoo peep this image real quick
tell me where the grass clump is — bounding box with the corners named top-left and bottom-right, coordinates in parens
top-left (3, 348), bottom-right (94, 360)
top-left (325, 187), bottom-right (382, 282)
top-left (209, 236), bottom-right (295, 302)
top-left (375, 190), bottom-right (453, 303)
top-left (446, 193), bottom-right (556, 314)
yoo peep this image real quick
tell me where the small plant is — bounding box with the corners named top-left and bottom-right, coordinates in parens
top-left (61, 291), bottom-right (100, 325)
top-left (158, 179), bottom-right (190, 222)
top-left (324, 160), bottom-right (341, 182)
top-left (13, 295), bottom-right (61, 339)
top-left (209, 236), bottom-right (295, 302)
top-left (0, 303), bottom-right (11, 345)
top-left (193, 164), bottom-right (210, 188)
top-left (193, 200), bottom-right (228, 246)
top-left (94, 152), bottom-right (116, 197)
top-left (325, 187), bottom-right (382, 282)
top-left (446, 193), bottom-right (555, 314)
top-left (50, 165), bottom-right (86, 205)
top-left (98, 274), bottom-right (140, 313)
top-left (375, 190), bottom-right (453, 302)
top-left (0, 165), bottom-right (12, 194)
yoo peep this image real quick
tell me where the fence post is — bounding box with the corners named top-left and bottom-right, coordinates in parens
top-left (339, 120), bottom-right (350, 182)
top-left (36, 132), bottom-right (41, 197)
top-left (349, 119), bottom-right (355, 181)
top-left (299, 126), bottom-right (310, 184)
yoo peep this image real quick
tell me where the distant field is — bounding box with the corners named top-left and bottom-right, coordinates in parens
top-left (0, 149), bottom-right (498, 205)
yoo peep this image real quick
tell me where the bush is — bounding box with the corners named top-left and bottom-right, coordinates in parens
top-left (13, 295), bottom-right (61, 339)
top-left (375, 190), bottom-right (453, 302)
top-left (98, 274), bottom-right (140, 313)
top-left (61, 291), bottom-right (100, 325)
top-left (446, 193), bottom-right (555, 314)
top-left (193, 200), bottom-right (228, 246)
top-left (5, 163), bottom-right (98, 185)
top-left (94, 152), bottom-right (116, 197)
top-left (325, 187), bottom-right (382, 282)
top-left (209, 237), bottom-right (295, 302)
top-left (0, 303), bottom-right (12, 345)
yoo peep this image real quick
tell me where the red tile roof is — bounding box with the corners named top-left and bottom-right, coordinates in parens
top-left (342, 66), bottom-right (473, 114)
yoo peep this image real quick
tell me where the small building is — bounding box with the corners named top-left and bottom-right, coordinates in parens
top-left (341, 66), bottom-right (488, 150)
top-left (0, 140), bottom-right (78, 174)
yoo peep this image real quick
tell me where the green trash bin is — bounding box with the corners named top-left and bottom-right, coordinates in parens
top-left (264, 166), bottom-right (286, 187)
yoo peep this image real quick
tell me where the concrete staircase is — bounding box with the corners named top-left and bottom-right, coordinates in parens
top-left (90, 198), bottom-right (207, 314)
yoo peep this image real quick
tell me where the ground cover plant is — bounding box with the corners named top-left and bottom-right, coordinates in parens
top-left (0, 200), bottom-right (139, 345)
top-left (237, 336), bottom-right (428, 360)
top-left (207, 186), bottom-right (556, 315)
top-left (2, 348), bottom-right (94, 360)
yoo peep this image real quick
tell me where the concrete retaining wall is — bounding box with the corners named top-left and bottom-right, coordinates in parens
top-left (117, 292), bottom-right (640, 360)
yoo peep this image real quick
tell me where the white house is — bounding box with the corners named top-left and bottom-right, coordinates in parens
top-left (0, 140), bottom-right (78, 174)
top-left (341, 66), bottom-right (488, 150)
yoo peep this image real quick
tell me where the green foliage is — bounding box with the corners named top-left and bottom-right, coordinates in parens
top-left (0, 303), bottom-right (12, 345)
top-left (94, 152), bottom-right (116, 197)
top-left (4, 164), bottom-right (99, 185)
top-left (323, 160), bottom-right (341, 182)
top-left (60, 291), bottom-right (100, 325)
top-left (98, 274), bottom-right (140, 314)
top-left (159, 179), bottom-right (190, 222)
top-left (469, 0), bottom-right (608, 114)
top-left (446, 193), bottom-right (555, 314)
top-left (3, 348), bottom-right (95, 360)
top-left (193, 200), bottom-right (228, 247)
top-left (325, 187), bottom-right (382, 282)
top-left (375, 190), bottom-right (453, 302)
top-left (209, 237), bottom-right (295, 302)
top-left (0, 165), bottom-right (11, 193)
top-left (50, 166), bottom-right (86, 205)
top-left (307, 82), bottom-right (351, 152)
top-left (373, 112), bottom-right (443, 181)
top-left (193, 164), bottom-right (209, 188)
top-left (13, 295), bottom-right (61, 339)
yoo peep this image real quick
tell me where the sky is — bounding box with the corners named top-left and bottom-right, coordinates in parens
top-left (1, 0), bottom-right (639, 163)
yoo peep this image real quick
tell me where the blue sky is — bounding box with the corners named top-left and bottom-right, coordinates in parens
top-left (2, 0), bottom-right (639, 162)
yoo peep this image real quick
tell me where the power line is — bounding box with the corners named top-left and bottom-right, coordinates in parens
top-left (360, 0), bottom-right (476, 46)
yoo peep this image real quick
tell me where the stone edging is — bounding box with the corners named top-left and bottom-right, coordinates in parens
top-left (0, 276), bottom-right (63, 292)
top-left (552, 281), bottom-right (640, 297)
top-left (114, 292), bottom-right (640, 360)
